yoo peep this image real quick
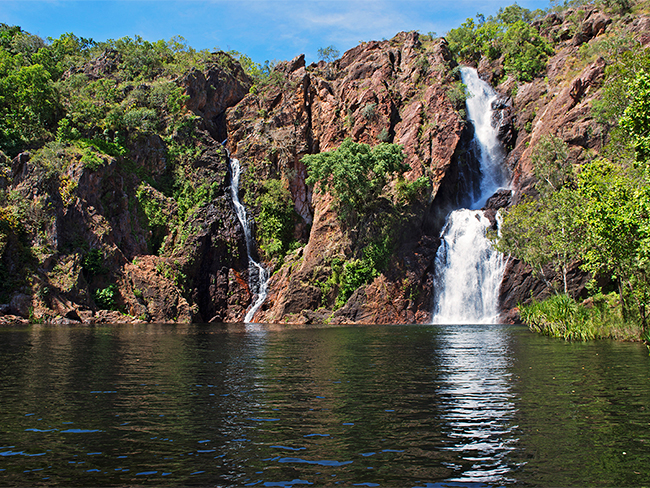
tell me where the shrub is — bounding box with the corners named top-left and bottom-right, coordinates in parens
top-left (361, 102), bottom-right (377, 121)
top-left (502, 21), bottom-right (553, 82)
top-left (82, 248), bottom-right (106, 275)
top-left (80, 146), bottom-right (104, 170)
top-left (520, 293), bottom-right (631, 341)
top-left (302, 138), bottom-right (407, 222)
top-left (93, 284), bottom-right (117, 310)
top-left (395, 176), bottom-right (431, 204)
top-left (446, 82), bottom-right (467, 110)
top-left (336, 258), bottom-right (377, 308)
top-left (256, 179), bottom-right (296, 259)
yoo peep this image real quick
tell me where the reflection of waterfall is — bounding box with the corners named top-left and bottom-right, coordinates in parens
top-left (228, 156), bottom-right (269, 323)
top-left (437, 324), bottom-right (518, 483)
top-left (431, 67), bottom-right (509, 324)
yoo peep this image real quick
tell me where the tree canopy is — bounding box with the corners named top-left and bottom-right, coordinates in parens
top-left (302, 138), bottom-right (407, 221)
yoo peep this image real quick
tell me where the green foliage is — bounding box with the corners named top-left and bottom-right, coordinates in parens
top-left (93, 284), bottom-right (117, 310)
top-left (446, 81), bottom-right (468, 110)
top-left (82, 248), bottom-right (106, 276)
top-left (446, 5), bottom-right (552, 82)
top-left (336, 258), bottom-right (378, 308)
top-left (520, 293), bottom-right (628, 341)
top-left (256, 179), bottom-right (296, 259)
top-left (174, 180), bottom-right (219, 221)
top-left (361, 102), bottom-right (376, 120)
top-left (395, 176), bottom-right (431, 204)
top-left (619, 70), bottom-right (650, 163)
top-left (577, 159), bottom-right (650, 325)
top-left (303, 138), bottom-right (407, 222)
top-left (496, 134), bottom-right (583, 293)
top-left (79, 146), bottom-right (105, 170)
top-left (332, 236), bottom-right (393, 308)
top-left (0, 51), bottom-right (60, 155)
top-left (592, 48), bottom-right (650, 162)
top-left (502, 21), bottom-right (553, 82)
top-left (531, 134), bottom-right (572, 193)
top-left (317, 45), bottom-right (340, 63)
top-left (497, 188), bottom-right (584, 294)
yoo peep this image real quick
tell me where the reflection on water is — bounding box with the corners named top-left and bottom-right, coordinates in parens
top-left (436, 325), bottom-right (517, 483)
top-left (0, 323), bottom-right (649, 487)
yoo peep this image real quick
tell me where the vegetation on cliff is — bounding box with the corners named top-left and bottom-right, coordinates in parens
top-left (495, 6), bottom-right (650, 341)
top-left (1, 0), bottom-right (649, 328)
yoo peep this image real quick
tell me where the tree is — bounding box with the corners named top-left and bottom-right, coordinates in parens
top-left (502, 20), bottom-right (553, 82)
top-left (497, 187), bottom-right (583, 294)
top-left (302, 138), bottom-right (407, 222)
top-left (496, 134), bottom-right (581, 294)
top-left (531, 134), bottom-right (573, 194)
top-left (577, 159), bottom-right (650, 327)
top-left (317, 45), bottom-right (339, 63)
top-left (619, 70), bottom-right (650, 164)
top-left (256, 179), bottom-right (296, 258)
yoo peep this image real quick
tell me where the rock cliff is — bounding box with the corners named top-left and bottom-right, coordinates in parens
top-left (226, 32), bottom-right (466, 323)
top-left (1, 4), bottom-right (647, 324)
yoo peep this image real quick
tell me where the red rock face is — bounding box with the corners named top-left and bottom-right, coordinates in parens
top-left (5, 7), bottom-right (646, 325)
top-left (225, 32), bottom-right (466, 324)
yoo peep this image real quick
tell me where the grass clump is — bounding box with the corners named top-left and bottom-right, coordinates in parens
top-left (520, 292), bottom-right (644, 341)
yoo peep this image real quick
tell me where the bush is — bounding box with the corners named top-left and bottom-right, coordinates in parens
top-left (446, 6), bottom-right (551, 82)
top-left (502, 21), bottom-right (553, 82)
top-left (256, 179), bottom-right (296, 259)
top-left (520, 293), bottom-right (634, 341)
top-left (93, 284), bottom-right (117, 310)
top-left (302, 138), bottom-right (407, 222)
top-left (395, 176), bottom-right (431, 204)
top-left (82, 248), bottom-right (106, 275)
top-left (336, 258), bottom-right (378, 308)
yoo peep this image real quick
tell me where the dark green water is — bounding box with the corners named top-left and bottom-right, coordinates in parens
top-left (0, 323), bottom-right (648, 487)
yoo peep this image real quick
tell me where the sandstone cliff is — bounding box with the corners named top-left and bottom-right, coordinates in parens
top-left (1, 3), bottom-right (647, 325)
top-left (226, 32), bottom-right (468, 324)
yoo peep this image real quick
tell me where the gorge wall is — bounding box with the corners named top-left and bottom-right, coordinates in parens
top-left (1, 5), bottom-right (648, 324)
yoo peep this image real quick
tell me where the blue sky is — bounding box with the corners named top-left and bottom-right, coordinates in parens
top-left (1, 0), bottom-right (552, 65)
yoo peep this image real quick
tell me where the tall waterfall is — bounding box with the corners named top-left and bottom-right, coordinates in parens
top-left (228, 156), bottom-right (269, 323)
top-left (431, 67), bottom-right (509, 324)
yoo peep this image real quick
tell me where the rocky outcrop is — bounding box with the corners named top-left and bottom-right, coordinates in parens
top-left (0, 55), bottom-right (253, 324)
top-left (494, 8), bottom-right (650, 313)
top-left (225, 32), bottom-right (467, 323)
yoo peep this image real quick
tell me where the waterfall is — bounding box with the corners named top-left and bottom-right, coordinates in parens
top-left (431, 67), bottom-right (509, 324)
top-left (228, 155), bottom-right (269, 323)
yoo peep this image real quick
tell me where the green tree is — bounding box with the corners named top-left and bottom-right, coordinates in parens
top-left (497, 187), bottom-right (583, 293)
top-left (317, 45), bottom-right (340, 63)
top-left (531, 134), bottom-right (573, 194)
top-left (502, 20), bottom-right (553, 82)
top-left (256, 179), bottom-right (296, 258)
top-left (577, 159), bottom-right (650, 327)
top-left (618, 70), bottom-right (650, 164)
top-left (302, 138), bottom-right (407, 221)
top-left (496, 134), bottom-right (581, 294)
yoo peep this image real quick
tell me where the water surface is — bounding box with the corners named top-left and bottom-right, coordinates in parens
top-left (0, 323), bottom-right (648, 487)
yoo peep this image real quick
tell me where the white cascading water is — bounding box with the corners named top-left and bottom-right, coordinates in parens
top-left (431, 67), bottom-right (509, 324)
top-left (229, 156), bottom-right (269, 323)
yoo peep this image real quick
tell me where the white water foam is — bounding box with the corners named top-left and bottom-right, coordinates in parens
top-left (229, 157), bottom-right (269, 323)
top-left (431, 67), bottom-right (509, 324)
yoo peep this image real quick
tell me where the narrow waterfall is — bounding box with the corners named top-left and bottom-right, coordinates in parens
top-left (228, 156), bottom-right (269, 323)
top-left (431, 67), bottom-right (509, 324)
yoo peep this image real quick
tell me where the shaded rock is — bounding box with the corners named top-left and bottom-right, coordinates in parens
top-left (482, 189), bottom-right (512, 229)
top-left (9, 293), bottom-right (32, 318)
top-left (491, 95), bottom-right (516, 150)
